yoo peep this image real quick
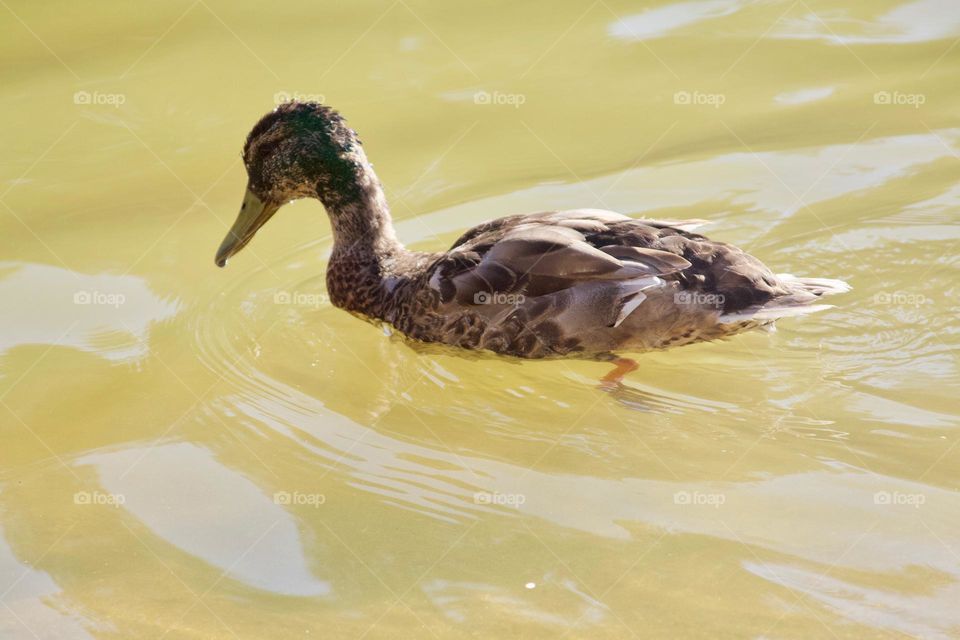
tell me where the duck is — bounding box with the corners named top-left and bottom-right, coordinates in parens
top-left (215, 102), bottom-right (849, 384)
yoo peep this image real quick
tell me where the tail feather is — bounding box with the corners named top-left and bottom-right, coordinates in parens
top-left (718, 274), bottom-right (850, 324)
top-left (777, 273), bottom-right (851, 296)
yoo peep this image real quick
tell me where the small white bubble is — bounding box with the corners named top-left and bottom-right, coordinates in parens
top-left (525, 582), bottom-right (536, 589)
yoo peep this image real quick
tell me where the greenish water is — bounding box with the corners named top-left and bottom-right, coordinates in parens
top-left (1, 0), bottom-right (959, 638)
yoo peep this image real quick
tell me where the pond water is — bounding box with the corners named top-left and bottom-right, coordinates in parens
top-left (1, 0), bottom-right (959, 637)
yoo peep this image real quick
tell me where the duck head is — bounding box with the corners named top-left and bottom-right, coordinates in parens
top-left (215, 101), bottom-right (376, 267)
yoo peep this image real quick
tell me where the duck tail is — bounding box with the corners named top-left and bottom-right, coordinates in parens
top-left (717, 274), bottom-right (850, 324)
top-left (777, 274), bottom-right (852, 296)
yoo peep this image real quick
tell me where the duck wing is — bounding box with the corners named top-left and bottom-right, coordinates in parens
top-left (429, 209), bottom-right (691, 308)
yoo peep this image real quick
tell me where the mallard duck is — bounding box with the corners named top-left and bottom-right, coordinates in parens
top-left (215, 102), bottom-right (849, 382)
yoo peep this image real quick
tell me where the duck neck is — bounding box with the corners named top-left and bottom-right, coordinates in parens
top-left (318, 148), bottom-right (403, 258)
top-left (320, 160), bottom-right (407, 314)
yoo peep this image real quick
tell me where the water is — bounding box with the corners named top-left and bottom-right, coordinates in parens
top-left (1, 0), bottom-right (959, 638)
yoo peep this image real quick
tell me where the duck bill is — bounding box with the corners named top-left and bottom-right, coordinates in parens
top-left (215, 186), bottom-right (280, 267)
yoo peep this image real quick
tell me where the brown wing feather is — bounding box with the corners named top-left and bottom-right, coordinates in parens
top-left (432, 209), bottom-right (694, 306)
